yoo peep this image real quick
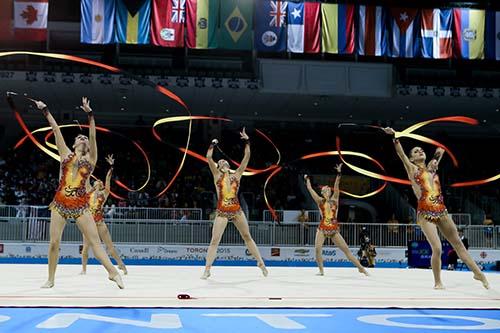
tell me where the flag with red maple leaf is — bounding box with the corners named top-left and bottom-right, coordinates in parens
top-left (14, 0), bottom-right (49, 41)
top-left (21, 5), bottom-right (39, 25)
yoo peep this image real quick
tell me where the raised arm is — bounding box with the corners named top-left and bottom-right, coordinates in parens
top-left (427, 147), bottom-right (445, 172)
top-left (206, 139), bottom-right (219, 176)
top-left (81, 97), bottom-right (97, 163)
top-left (333, 163), bottom-right (342, 202)
top-left (104, 154), bottom-right (114, 199)
top-left (235, 127), bottom-right (250, 176)
top-left (383, 127), bottom-right (415, 175)
top-left (33, 100), bottom-right (71, 159)
top-left (304, 175), bottom-right (322, 204)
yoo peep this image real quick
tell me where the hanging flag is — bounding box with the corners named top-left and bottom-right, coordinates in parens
top-left (420, 9), bottom-right (452, 59)
top-left (81, 0), bottom-right (116, 44)
top-left (453, 8), bottom-right (485, 59)
top-left (357, 5), bottom-right (387, 56)
top-left (218, 0), bottom-right (253, 50)
top-left (0, 0), bottom-right (13, 40)
top-left (287, 2), bottom-right (320, 53)
top-left (255, 0), bottom-right (288, 52)
top-left (186, 0), bottom-right (218, 49)
top-left (14, 0), bottom-right (48, 41)
top-left (321, 3), bottom-right (355, 54)
top-left (115, 0), bottom-right (152, 44)
top-left (151, 0), bottom-right (185, 47)
top-left (486, 11), bottom-right (500, 60)
top-left (388, 8), bottom-right (419, 58)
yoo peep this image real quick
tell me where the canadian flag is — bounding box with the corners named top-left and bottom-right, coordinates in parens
top-left (14, 0), bottom-right (49, 41)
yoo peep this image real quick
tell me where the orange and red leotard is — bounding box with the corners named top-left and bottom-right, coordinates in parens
top-left (414, 167), bottom-right (447, 223)
top-left (89, 189), bottom-right (106, 223)
top-left (318, 198), bottom-right (339, 237)
top-left (215, 173), bottom-right (241, 220)
top-left (49, 153), bottom-right (93, 219)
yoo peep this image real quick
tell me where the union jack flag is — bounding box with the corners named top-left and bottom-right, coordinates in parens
top-left (270, 0), bottom-right (287, 27)
top-left (171, 0), bottom-right (185, 23)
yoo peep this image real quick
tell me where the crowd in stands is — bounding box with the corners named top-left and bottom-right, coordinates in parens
top-left (1, 122), bottom-right (499, 223)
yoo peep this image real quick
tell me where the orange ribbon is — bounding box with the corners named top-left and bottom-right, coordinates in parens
top-left (1, 51), bottom-right (189, 199)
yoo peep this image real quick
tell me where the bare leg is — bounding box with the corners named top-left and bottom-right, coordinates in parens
top-left (315, 229), bottom-right (326, 275)
top-left (98, 222), bottom-right (127, 275)
top-left (202, 215), bottom-right (229, 279)
top-left (42, 210), bottom-right (66, 288)
top-left (233, 213), bottom-right (267, 276)
top-left (81, 235), bottom-right (89, 275)
top-left (76, 212), bottom-right (123, 289)
top-left (438, 215), bottom-right (489, 289)
top-left (419, 219), bottom-right (444, 289)
top-left (332, 232), bottom-right (369, 276)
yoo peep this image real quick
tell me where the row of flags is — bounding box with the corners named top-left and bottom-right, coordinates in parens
top-left (79, 0), bottom-right (500, 60)
top-left (0, 0), bottom-right (48, 41)
top-left (0, 0), bottom-right (499, 61)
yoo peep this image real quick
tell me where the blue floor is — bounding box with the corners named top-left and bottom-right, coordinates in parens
top-left (1, 308), bottom-right (499, 333)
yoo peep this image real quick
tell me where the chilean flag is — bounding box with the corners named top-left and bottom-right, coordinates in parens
top-left (420, 9), bottom-right (452, 59)
top-left (14, 0), bottom-right (48, 41)
top-left (388, 8), bottom-right (419, 58)
top-left (358, 5), bottom-right (387, 56)
top-left (287, 2), bottom-right (320, 53)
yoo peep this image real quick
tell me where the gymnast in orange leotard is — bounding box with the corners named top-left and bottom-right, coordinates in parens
top-left (33, 98), bottom-right (123, 289)
top-left (81, 154), bottom-right (127, 276)
top-left (305, 164), bottom-right (368, 276)
top-left (384, 127), bottom-right (488, 290)
top-left (201, 128), bottom-right (267, 279)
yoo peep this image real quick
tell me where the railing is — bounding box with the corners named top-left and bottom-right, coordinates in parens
top-left (0, 205), bottom-right (203, 221)
top-left (0, 217), bottom-right (498, 249)
top-left (263, 210), bottom-right (472, 226)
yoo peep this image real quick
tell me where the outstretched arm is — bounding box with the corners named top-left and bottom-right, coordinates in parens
top-left (33, 100), bottom-right (71, 158)
top-left (304, 175), bottom-right (322, 204)
top-left (236, 127), bottom-right (250, 176)
top-left (104, 154), bottom-right (114, 199)
top-left (383, 127), bottom-right (415, 175)
top-left (333, 163), bottom-right (342, 202)
top-left (207, 139), bottom-right (219, 176)
top-left (81, 97), bottom-right (97, 163)
top-left (428, 147), bottom-right (445, 172)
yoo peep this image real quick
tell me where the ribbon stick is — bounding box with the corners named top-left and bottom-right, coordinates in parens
top-left (263, 149), bottom-right (389, 223)
top-left (300, 150), bottom-right (391, 197)
top-left (9, 95), bottom-right (126, 200)
top-left (153, 116), bottom-right (281, 176)
top-left (1, 51), bottom-right (189, 198)
top-left (337, 117), bottom-right (483, 183)
top-left (16, 123), bottom-right (151, 193)
top-left (336, 136), bottom-right (411, 185)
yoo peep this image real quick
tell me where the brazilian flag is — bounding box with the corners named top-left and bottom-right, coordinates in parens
top-left (218, 0), bottom-right (253, 50)
top-left (115, 0), bottom-right (152, 44)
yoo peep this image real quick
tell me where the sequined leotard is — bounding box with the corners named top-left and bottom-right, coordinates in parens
top-left (414, 166), bottom-right (447, 223)
top-left (318, 198), bottom-right (339, 237)
top-left (89, 189), bottom-right (106, 224)
top-left (215, 173), bottom-right (242, 220)
top-left (49, 153), bottom-right (93, 219)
